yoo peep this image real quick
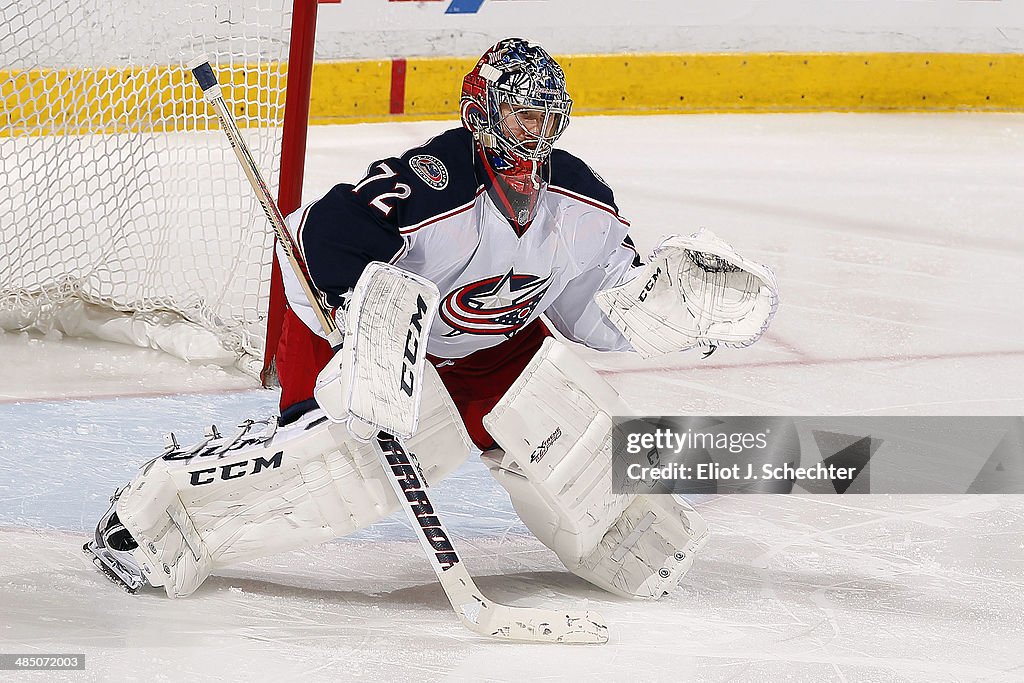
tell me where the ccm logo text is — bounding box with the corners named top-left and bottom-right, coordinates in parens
top-left (189, 451), bottom-right (283, 486)
top-left (400, 294), bottom-right (429, 397)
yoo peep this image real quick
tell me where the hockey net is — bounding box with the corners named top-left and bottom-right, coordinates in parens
top-left (0, 1), bottom-right (301, 377)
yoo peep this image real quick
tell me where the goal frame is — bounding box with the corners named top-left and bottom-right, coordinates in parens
top-left (0, 0), bottom-right (325, 379)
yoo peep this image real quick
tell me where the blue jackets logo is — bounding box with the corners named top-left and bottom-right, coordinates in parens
top-left (440, 269), bottom-right (551, 337)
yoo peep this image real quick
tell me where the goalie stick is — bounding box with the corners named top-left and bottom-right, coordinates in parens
top-left (187, 56), bottom-right (608, 644)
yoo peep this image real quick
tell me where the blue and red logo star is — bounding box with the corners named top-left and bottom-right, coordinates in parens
top-left (439, 269), bottom-right (551, 337)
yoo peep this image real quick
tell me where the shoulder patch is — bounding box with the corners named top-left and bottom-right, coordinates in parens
top-left (409, 154), bottom-right (449, 190)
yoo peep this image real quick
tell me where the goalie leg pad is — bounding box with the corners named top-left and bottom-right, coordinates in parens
top-left (574, 494), bottom-right (708, 599)
top-left (111, 364), bottom-right (471, 598)
top-left (482, 339), bottom-right (632, 559)
top-left (482, 339), bottom-right (708, 598)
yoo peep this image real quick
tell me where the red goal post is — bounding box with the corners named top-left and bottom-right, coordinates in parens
top-left (264, 0), bottom-right (324, 387)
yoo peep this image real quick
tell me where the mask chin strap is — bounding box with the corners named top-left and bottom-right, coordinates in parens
top-left (475, 144), bottom-right (545, 237)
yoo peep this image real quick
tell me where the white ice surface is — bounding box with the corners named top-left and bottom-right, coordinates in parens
top-left (1, 114), bottom-right (1023, 681)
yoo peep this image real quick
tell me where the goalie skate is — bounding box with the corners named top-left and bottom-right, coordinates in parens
top-left (83, 487), bottom-right (147, 594)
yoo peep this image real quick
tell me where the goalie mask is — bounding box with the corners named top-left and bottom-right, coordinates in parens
top-left (461, 38), bottom-right (573, 232)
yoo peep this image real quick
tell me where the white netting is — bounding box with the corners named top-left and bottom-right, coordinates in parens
top-left (0, 0), bottom-right (293, 376)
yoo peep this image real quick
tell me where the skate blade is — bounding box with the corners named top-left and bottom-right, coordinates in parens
top-left (83, 541), bottom-right (144, 594)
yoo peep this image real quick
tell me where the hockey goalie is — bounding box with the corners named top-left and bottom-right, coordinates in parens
top-left (86, 38), bottom-right (778, 604)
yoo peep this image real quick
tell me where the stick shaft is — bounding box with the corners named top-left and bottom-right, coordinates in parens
top-left (188, 57), bottom-right (342, 348)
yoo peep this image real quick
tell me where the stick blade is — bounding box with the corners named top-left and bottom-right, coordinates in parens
top-left (469, 604), bottom-right (609, 644)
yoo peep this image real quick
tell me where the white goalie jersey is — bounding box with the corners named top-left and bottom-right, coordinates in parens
top-left (279, 127), bottom-right (643, 359)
